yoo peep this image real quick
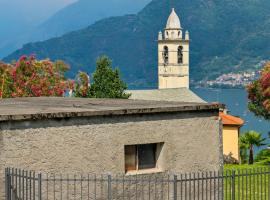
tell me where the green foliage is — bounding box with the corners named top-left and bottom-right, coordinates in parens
top-left (240, 135), bottom-right (249, 164)
top-left (247, 62), bottom-right (270, 120)
top-left (255, 149), bottom-right (270, 163)
top-left (240, 131), bottom-right (267, 164)
top-left (74, 71), bottom-right (90, 98)
top-left (74, 56), bottom-right (130, 99)
top-left (0, 62), bottom-right (13, 98)
top-left (89, 56), bottom-right (130, 99)
top-left (256, 157), bottom-right (270, 165)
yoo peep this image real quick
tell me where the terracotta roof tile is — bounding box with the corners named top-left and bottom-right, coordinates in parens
top-left (220, 112), bottom-right (244, 126)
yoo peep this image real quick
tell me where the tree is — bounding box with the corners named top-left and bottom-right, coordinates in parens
top-left (88, 56), bottom-right (130, 99)
top-left (0, 62), bottom-right (13, 98)
top-left (247, 62), bottom-right (270, 119)
top-left (255, 149), bottom-right (270, 164)
top-left (240, 131), bottom-right (266, 164)
top-left (74, 71), bottom-right (90, 97)
top-left (239, 135), bottom-right (249, 164)
top-left (0, 55), bottom-right (74, 98)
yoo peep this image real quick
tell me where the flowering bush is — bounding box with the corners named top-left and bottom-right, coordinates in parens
top-left (0, 55), bottom-right (74, 98)
top-left (247, 62), bottom-right (270, 119)
top-left (0, 62), bottom-right (13, 98)
top-left (1, 55), bottom-right (129, 99)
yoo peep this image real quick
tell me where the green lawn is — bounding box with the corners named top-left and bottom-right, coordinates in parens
top-left (223, 164), bottom-right (270, 199)
top-left (224, 163), bottom-right (267, 170)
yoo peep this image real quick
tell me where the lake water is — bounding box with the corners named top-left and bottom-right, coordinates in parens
top-left (192, 88), bottom-right (269, 151)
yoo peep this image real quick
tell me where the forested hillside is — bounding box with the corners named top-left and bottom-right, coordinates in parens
top-left (4, 0), bottom-right (270, 87)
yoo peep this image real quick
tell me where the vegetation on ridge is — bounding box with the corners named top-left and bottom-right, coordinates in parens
top-left (4, 0), bottom-right (270, 87)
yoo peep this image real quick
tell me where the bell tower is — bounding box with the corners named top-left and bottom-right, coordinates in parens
top-left (158, 8), bottom-right (190, 89)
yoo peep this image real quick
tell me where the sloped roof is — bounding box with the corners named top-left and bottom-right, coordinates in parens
top-left (219, 112), bottom-right (244, 126)
top-left (128, 88), bottom-right (206, 103)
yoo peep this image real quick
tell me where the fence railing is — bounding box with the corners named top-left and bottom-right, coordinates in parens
top-left (5, 167), bottom-right (270, 200)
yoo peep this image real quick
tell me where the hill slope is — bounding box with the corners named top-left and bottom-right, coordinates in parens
top-left (4, 0), bottom-right (270, 87)
top-left (0, 0), bottom-right (76, 58)
top-left (0, 0), bottom-right (150, 58)
top-left (30, 0), bottom-right (151, 41)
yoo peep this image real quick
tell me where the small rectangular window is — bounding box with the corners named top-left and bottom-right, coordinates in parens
top-left (125, 143), bottom-right (162, 173)
top-left (138, 144), bottom-right (156, 169)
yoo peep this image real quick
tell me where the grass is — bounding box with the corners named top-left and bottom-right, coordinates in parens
top-left (224, 163), bottom-right (267, 170)
top-left (223, 164), bottom-right (270, 199)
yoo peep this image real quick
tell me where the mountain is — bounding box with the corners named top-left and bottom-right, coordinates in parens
top-left (0, 0), bottom-right (76, 58)
top-left (4, 0), bottom-right (270, 88)
top-left (0, 0), bottom-right (151, 58)
top-left (31, 0), bottom-right (151, 41)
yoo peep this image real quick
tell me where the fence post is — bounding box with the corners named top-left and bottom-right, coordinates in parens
top-left (38, 173), bottom-right (42, 200)
top-left (7, 168), bottom-right (12, 200)
top-left (8, 168), bottom-right (12, 200)
top-left (5, 168), bottom-right (8, 200)
top-left (231, 170), bottom-right (236, 200)
top-left (173, 175), bottom-right (178, 200)
top-left (108, 175), bottom-right (112, 200)
top-left (8, 168), bottom-right (13, 200)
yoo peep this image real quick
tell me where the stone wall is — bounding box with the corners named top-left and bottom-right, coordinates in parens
top-left (0, 111), bottom-right (222, 199)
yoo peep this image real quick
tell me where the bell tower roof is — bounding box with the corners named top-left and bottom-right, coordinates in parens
top-left (166, 8), bottom-right (182, 30)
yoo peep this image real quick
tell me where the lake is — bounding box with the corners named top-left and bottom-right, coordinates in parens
top-left (192, 88), bottom-right (269, 151)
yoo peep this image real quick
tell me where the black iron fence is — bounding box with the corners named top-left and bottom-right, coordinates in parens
top-left (5, 167), bottom-right (270, 200)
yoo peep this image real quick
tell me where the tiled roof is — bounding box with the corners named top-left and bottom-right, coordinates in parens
top-left (220, 112), bottom-right (244, 126)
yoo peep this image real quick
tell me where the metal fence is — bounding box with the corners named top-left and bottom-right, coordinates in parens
top-left (5, 167), bottom-right (270, 200)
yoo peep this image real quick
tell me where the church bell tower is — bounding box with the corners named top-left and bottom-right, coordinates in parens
top-left (158, 8), bottom-right (190, 89)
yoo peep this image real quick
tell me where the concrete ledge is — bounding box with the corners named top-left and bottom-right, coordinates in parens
top-left (0, 97), bottom-right (224, 122)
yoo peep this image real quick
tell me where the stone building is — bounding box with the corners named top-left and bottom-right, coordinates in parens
top-left (0, 97), bottom-right (223, 197)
